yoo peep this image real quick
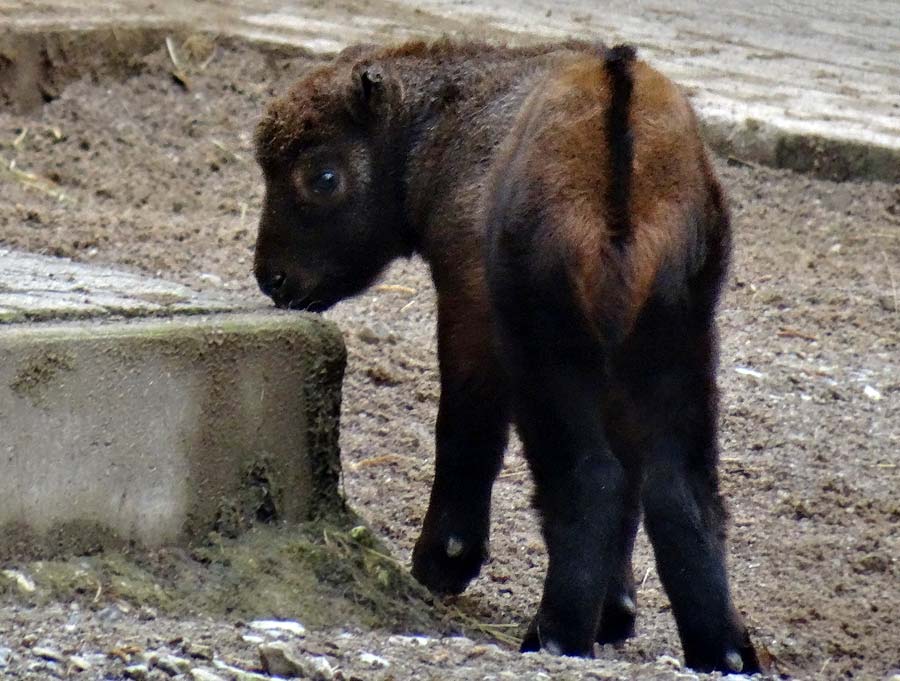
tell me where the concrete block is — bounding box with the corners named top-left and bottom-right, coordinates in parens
top-left (0, 312), bottom-right (346, 559)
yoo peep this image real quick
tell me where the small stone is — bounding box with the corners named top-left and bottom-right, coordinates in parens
top-left (428, 649), bottom-right (450, 664)
top-left (97, 605), bottom-right (126, 623)
top-left (0, 647), bottom-right (12, 668)
top-left (155, 653), bottom-right (192, 676)
top-left (124, 664), bottom-right (150, 680)
top-left (357, 323), bottom-right (396, 345)
top-left (68, 655), bottom-right (92, 671)
top-left (444, 636), bottom-right (475, 649)
top-left (1, 569), bottom-right (36, 593)
top-left (358, 652), bottom-right (390, 668)
top-left (259, 642), bottom-right (304, 677)
top-left (212, 660), bottom-right (270, 681)
top-left (249, 619), bottom-right (306, 637)
top-left (114, 600), bottom-right (133, 614)
top-left (32, 646), bottom-right (67, 663)
top-left (467, 644), bottom-right (500, 658)
top-left (657, 654), bottom-right (682, 669)
top-left (234, 672), bottom-right (272, 681)
top-left (191, 669), bottom-right (228, 681)
top-left (387, 635), bottom-right (432, 647)
top-left (305, 656), bottom-right (335, 681)
top-left (198, 273), bottom-right (224, 286)
top-left (183, 642), bottom-right (214, 661)
top-left (357, 326), bottom-right (380, 344)
top-left (863, 385), bottom-right (883, 401)
top-left (27, 660), bottom-right (60, 674)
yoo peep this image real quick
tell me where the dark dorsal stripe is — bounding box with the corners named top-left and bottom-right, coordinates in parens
top-left (603, 44), bottom-right (637, 246)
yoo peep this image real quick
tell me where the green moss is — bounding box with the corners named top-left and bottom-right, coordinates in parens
top-left (9, 350), bottom-right (75, 406)
top-left (1, 518), bottom-right (448, 635)
top-left (0, 308), bottom-right (24, 323)
top-left (774, 132), bottom-right (900, 183)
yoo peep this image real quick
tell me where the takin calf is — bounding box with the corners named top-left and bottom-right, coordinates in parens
top-left (253, 39), bottom-right (761, 674)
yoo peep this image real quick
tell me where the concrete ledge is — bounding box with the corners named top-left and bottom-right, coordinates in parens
top-left (0, 248), bottom-right (238, 322)
top-left (700, 115), bottom-right (900, 184)
top-left (2, 20), bottom-right (898, 184)
top-left (0, 312), bottom-right (346, 560)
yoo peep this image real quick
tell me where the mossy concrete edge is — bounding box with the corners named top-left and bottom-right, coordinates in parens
top-left (700, 115), bottom-right (900, 184)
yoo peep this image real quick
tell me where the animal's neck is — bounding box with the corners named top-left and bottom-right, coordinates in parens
top-left (384, 53), bottom-right (553, 264)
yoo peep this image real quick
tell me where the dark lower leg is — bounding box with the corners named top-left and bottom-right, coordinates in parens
top-left (595, 396), bottom-right (648, 645)
top-left (512, 361), bottom-right (625, 656)
top-left (643, 457), bottom-right (758, 673)
top-left (521, 453), bottom-right (627, 656)
top-left (411, 362), bottom-right (509, 595)
top-left (614, 306), bottom-right (758, 672)
top-left (596, 488), bottom-right (640, 644)
top-left (411, 400), bottom-right (507, 594)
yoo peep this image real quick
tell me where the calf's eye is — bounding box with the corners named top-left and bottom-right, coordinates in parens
top-left (311, 170), bottom-right (339, 196)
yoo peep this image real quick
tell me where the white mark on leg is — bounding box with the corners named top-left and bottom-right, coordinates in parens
top-left (543, 639), bottom-right (563, 656)
top-left (445, 536), bottom-right (464, 558)
top-left (725, 650), bottom-right (744, 673)
top-left (621, 594), bottom-right (636, 615)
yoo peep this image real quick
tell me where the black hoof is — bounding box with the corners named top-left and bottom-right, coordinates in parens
top-left (685, 632), bottom-right (761, 675)
top-left (596, 592), bottom-right (637, 645)
top-left (520, 626), bottom-right (542, 653)
top-left (519, 616), bottom-right (593, 657)
top-left (411, 532), bottom-right (488, 596)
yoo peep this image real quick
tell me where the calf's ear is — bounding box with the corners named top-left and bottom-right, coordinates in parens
top-left (348, 61), bottom-right (403, 121)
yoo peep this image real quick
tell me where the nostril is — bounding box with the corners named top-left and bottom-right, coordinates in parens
top-left (259, 271), bottom-right (287, 298)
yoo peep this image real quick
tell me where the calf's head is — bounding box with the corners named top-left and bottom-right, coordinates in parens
top-left (253, 59), bottom-right (408, 311)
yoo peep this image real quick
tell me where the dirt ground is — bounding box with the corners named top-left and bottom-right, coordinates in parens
top-left (1, 32), bottom-right (898, 680)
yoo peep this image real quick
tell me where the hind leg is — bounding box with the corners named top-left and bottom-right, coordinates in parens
top-left (619, 306), bottom-right (759, 673)
top-left (592, 394), bottom-right (648, 646)
top-left (487, 250), bottom-right (629, 654)
top-left (595, 466), bottom-right (641, 645)
top-left (511, 349), bottom-right (626, 656)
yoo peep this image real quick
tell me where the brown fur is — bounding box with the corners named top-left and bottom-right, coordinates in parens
top-left (253, 39), bottom-right (760, 673)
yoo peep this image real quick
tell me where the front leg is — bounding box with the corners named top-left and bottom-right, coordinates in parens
top-left (411, 292), bottom-right (510, 595)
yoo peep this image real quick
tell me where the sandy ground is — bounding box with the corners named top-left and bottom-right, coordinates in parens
top-left (1, 31), bottom-right (898, 681)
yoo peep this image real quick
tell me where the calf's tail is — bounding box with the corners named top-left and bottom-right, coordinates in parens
top-left (603, 44), bottom-right (637, 247)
